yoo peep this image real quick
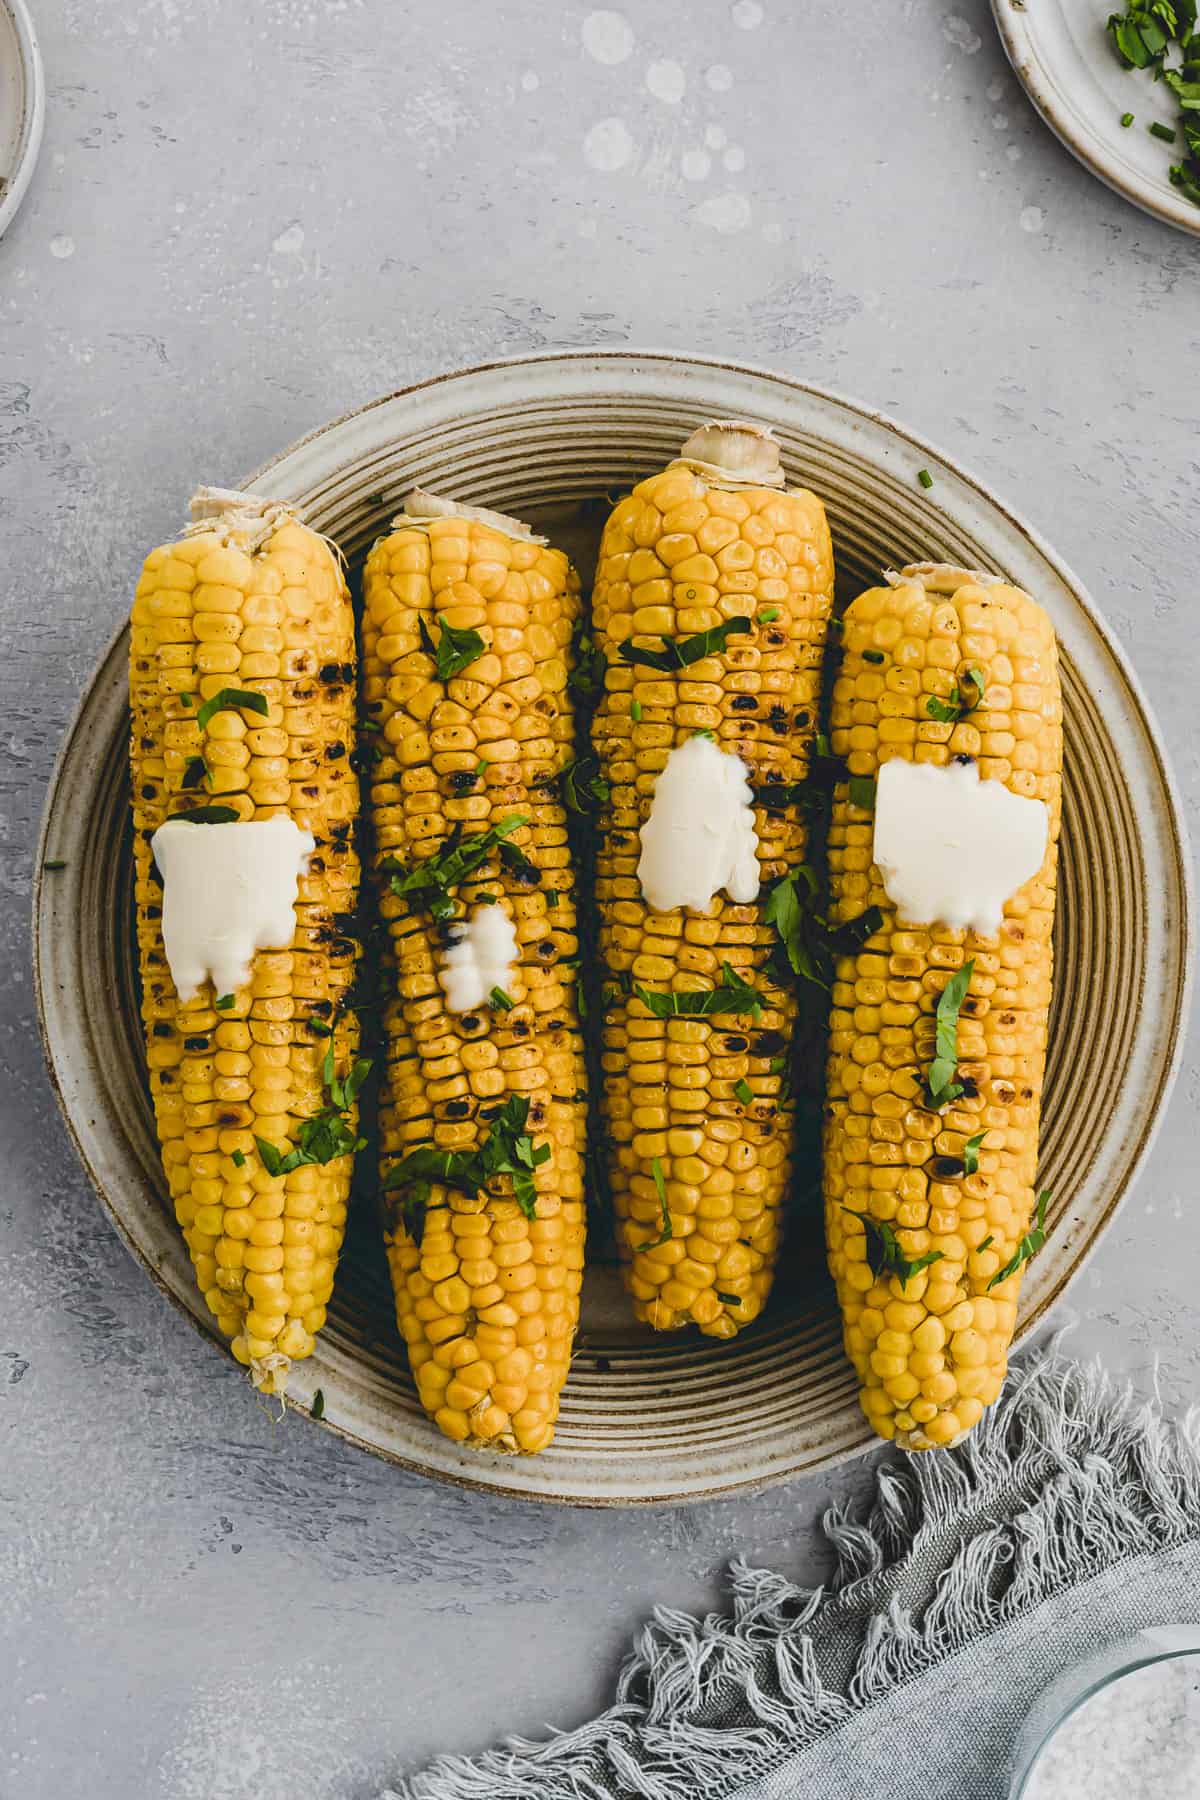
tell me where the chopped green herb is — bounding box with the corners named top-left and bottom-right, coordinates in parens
top-left (560, 755), bottom-right (611, 813)
top-left (1164, 68), bottom-right (1200, 110)
top-left (381, 1094), bottom-right (552, 1237)
top-left (1121, 109), bottom-right (1136, 125)
top-left (180, 692), bottom-right (195, 708)
top-left (231, 1149), bottom-right (246, 1169)
top-left (307, 1018), bottom-right (333, 1036)
top-left (630, 699), bottom-right (643, 722)
top-left (618, 616), bottom-right (752, 672)
top-left (917, 469), bottom-right (934, 489)
top-left (311, 1388), bottom-right (326, 1421)
top-left (568, 627), bottom-right (607, 702)
top-left (1151, 118), bottom-right (1179, 140)
top-left (963, 1129), bottom-right (987, 1176)
top-left (978, 1235), bottom-right (995, 1253)
top-left (926, 666), bottom-right (985, 725)
top-left (195, 687), bottom-right (270, 732)
top-left (475, 757), bottom-right (489, 776)
top-left (499, 836), bottom-right (542, 887)
top-left (815, 731), bottom-right (832, 759)
top-left (765, 865), bottom-right (883, 990)
top-left (760, 607), bottom-right (780, 623)
top-left (181, 755), bottom-right (210, 792)
top-left (988, 1190), bottom-right (1051, 1289)
top-left (254, 1051), bottom-right (372, 1176)
top-left (733, 1077), bottom-right (754, 1105)
top-left (848, 775), bottom-right (876, 811)
top-left (42, 858), bottom-right (67, 871)
top-left (178, 805), bottom-right (240, 824)
top-left (634, 962), bottom-right (763, 1020)
top-left (846, 1208), bottom-right (945, 1287)
top-left (384, 815), bottom-right (528, 922)
top-left (489, 985), bottom-right (514, 1011)
top-left (1107, 3), bottom-right (1174, 69)
top-left (924, 959), bottom-right (974, 1109)
top-left (545, 889), bottom-right (560, 908)
top-left (716, 1291), bottom-right (740, 1306)
top-left (475, 892), bottom-right (498, 905)
top-left (769, 1055), bottom-right (787, 1073)
top-left (862, 648), bottom-right (885, 665)
top-left (418, 613), bottom-right (487, 681)
top-left (637, 1156), bottom-right (673, 1249)
top-left (215, 994), bottom-right (235, 1011)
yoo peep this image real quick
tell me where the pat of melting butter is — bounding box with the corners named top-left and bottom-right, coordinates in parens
top-left (872, 759), bottom-right (1048, 935)
top-left (151, 815), bottom-right (314, 1002)
top-left (638, 735), bottom-right (760, 914)
top-left (437, 905), bottom-right (520, 1012)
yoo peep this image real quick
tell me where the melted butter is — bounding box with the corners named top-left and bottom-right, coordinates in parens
top-left (638, 736), bottom-right (760, 913)
top-left (438, 905), bottom-right (520, 1012)
top-left (872, 759), bottom-right (1048, 935)
top-left (151, 815), bottom-right (314, 1002)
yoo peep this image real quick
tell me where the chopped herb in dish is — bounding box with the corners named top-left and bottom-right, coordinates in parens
top-left (917, 469), bottom-right (934, 489)
top-left (988, 1189), bottom-right (1051, 1289)
top-left (418, 613), bottom-right (487, 682)
top-left (618, 616), bottom-right (752, 671)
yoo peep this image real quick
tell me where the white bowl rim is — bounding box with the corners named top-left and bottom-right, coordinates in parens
top-left (0, 0), bottom-right (46, 242)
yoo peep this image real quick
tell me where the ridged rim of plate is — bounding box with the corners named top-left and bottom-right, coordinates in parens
top-left (0, 0), bottom-right (45, 241)
top-left (34, 350), bottom-right (1193, 1505)
top-left (992, 0), bottom-right (1200, 238)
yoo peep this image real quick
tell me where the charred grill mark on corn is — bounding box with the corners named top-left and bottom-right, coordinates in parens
top-left (363, 498), bottom-right (586, 1454)
top-left (130, 490), bottom-right (361, 1394)
top-left (824, 566), bottom-right (1062, 1449)
top-left (589, 425), bottom-right (835, 1336)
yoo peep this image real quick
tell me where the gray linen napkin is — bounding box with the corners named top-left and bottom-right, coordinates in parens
top-left (384, 1348), bottom-right (1200, 1800)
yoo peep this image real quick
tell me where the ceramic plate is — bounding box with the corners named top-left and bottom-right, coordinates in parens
top-left (0, 0), bottom-right (44, 241)
top-left (34, 352), bottom-right (1193, 1505)
top-left (994, 0), bottom-right (1200, 236)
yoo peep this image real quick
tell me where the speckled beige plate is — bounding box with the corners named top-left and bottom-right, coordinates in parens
top-left (34, 352), bottom-right (1192, 1505)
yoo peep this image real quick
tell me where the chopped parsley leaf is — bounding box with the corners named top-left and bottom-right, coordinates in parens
top-left (418, 613), bottom-right (487, 681)
top-left (618, 616), bottom-right (752, 671)
top-left (924, 959), bottom-right (974, 1109)
top-left (637, 1156), bottom-right (673, 1249)
top-left (178, 805), bottom-right (240, 824)
top-left (384, 815), bottom-right (528, 922)
top-left (963, 1129), bottom-right (987, 1176)
top-left (214, 994), bottom-right (235, 1010)
top-left (988, 1190), bottom-right (1051, 1289)
top-left (560, 755), bottom-right (610, 813)
top-left (381, 1094), bottom-right (552, 1238)
top-left (196, 687), bottom-right (269, 732)
top-left (231, 1149), bottom-right (246, 1168)
top-left (846, 1208), bottom-right (945, 1288)
top-left (634, 962), bottom-right (763, 1019)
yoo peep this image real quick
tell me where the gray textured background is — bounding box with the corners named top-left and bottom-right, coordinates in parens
top-left (2, 2), bottom-right (1197, 1795)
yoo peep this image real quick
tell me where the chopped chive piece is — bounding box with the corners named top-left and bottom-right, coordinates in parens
top-left (917, 469), bottom-right (934, 489)
top-left (196, 687), bottom-right (270, 731)
top-left (630, 699), bottom-right (643, 721)
top-left (475, 758), bottom-right (489, 776)
top-left (769, 1055), bottom-right (787, 1073)
top-left (42, 858), bottom-right (67, 871)
top-left (848, 775), bottom-right (876, 811)
top-left (545, 889), bottom-right (560, 908)
top-left (963, 1128), bottom-right (987, 1175)
top-left (926, 666), bottom-right (985, 725)
top-left (716, 1291), bottom-right (740, 1305)
top-left (733, 1077), bottom-right (754, 1105)
top-left (231, 1149), bottom-right (246, 1168)
top-left (1121, 110), bottom-right (1135, 126)
top-left (637, 1157), bottom-right (673, 1249)
top-left (760, 607), bottom-right (780, 622)
top-left (618, 616), bottom-right (752, 671)
top-left (215, 994), bottom-right (235, 1010)
top-left (924, 959), bottom-right (974, 1109)
top-left (978, 1235), bottom-right (994, 1253)
top-left (862, 648), bottom-right (885, 665)
top-left (988, 1190), bottom-right (1051, 1289)
top-left (1151, 119), bottom-right (1178, 141)
top-left (180, 692), bottom-right (195, 707)
top-left (489, 986), bottom-right (514, 1011)
top-left (311, 1388), bottom-right (326, 1420)
top-left (308, 1018), bottom-right (333, 1036)
top-left (475, 892), bottom-right (498, 905)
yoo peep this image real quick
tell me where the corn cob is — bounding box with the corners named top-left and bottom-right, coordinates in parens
top-left (363, 491), bottom-right (586, 1453)
top-left (824, 563), bottom-right (1062, 1448)
top-left (130, 488), bottom-right (360, 1394)
top-left (590, 423), bottom-right (835, 1336)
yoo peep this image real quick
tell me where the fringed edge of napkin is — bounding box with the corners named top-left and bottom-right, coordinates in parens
top-left (384, 1346), bottom-right (1200, 1800)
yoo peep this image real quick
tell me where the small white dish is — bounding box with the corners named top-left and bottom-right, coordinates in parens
top-left (0, 0), bottom-right (44, 241)
top-left (993, 0), bottom-right (1200, 236)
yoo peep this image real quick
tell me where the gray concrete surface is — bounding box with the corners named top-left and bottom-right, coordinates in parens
top-left (2, 1), bottom-right (1198, 1795)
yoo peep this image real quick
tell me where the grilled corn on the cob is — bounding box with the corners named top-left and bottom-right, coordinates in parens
top-left (363, 491), bottom-right (586, 1453)
top-left (590, 422), bottom-right (835, 1336)
top-left (131, 487), bottom-right (361, 1394)
top-left (824, 563), bottom-right (1062, 1448)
